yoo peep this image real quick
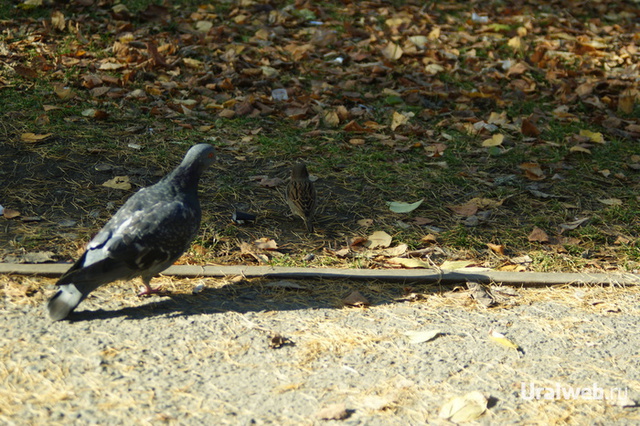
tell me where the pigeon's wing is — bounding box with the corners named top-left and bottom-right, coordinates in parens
top-left (58, 196), bottom-right (200, 291)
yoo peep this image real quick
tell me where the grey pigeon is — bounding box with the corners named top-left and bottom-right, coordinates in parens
top-left (286, 162), bottom-right (317, 232)
top-left (47, 144), bottom-right (216, 321)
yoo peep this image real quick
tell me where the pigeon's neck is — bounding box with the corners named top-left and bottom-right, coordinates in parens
top-left (166, 162), bottom-right (202, 194)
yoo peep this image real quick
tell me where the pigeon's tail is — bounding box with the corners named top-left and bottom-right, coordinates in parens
top-left (47, 284), bottom-right (84, 321)
top-left (48, 259), bottom-right (134, 320)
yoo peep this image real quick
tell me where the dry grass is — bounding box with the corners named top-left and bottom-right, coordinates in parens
top-left (2, 274), bottom-right (639, 424)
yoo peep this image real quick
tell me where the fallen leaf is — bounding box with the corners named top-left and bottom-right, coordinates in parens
top-left (387, 257), bottom-right (430, 268)
top-left (357, 218), bottom-right (373, 227)
top-left (528, 227), bottom-right (549, 243)
top-left (521, 119), bottom-right (540, 137)
top-left (447, 201), bottom-right (478, 217)
top-left (488, 329), bottom-right (521, 352)
top-left (20, 132), bottom-right (52, 143)
top-left (53, 83), bottom-right (75, 100)
top-left (467, 282), bottom-right (496, 307)
top-left (380, 244), bottom-right (408, 257)
top-left (342, 290), bottom-right (370, 307)
top-left (439, 391), bottom-right (488, 423)
top-left (51, 10), bottom-right (65, 31)
top-left (413, 217), bottom-right (433, 226)
top-left (102, 176), bottom-right (131, 190)
top-left (598, 198), bottom-right (623, 206)
top-left (440, 260), bottom-right (475, 270)
top-left (381, 42), bottom-right (403, 60)
top-left (365, 230), bottom-right (392, 249)
top-left (315, 403), bottom-right (350, 420)
top-left (421, 233), bottom-right (437, 244)
top-left (404, 329), bottom-right (441, 344)
top-left (254, 238), bottom-right (278, 250)
top-left (487, 243), bottom-right (505, 255)
top-left (569, 145), bottom-right (591, 154)
top-left (558, 217), bottom-right (589, 231)
top-left (579, 129), bottom-right (605, 144)
top-left (3, 209), bottom-right (21, 219)
top-left (387, 199), bottom-right (423, 213)
top-left (618, 91), bottom-right (635, 114)
top-left (482, 133), bottom-right (504, 147)
top-left (390, 111), bottom-right (412, 131)
top-left (519, 162), bottom-right (545, 180)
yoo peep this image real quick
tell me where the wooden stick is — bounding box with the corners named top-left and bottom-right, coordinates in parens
top-left (0, 263), bottom-right (638, 286)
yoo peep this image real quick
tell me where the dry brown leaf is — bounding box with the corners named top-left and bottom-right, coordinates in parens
top-left (254, 238), bottom-right (278, 250)
top-left (521, 118), bottom-right (540, 137)
top-left (448, 201), bottom-right (478, 217)
top-left (487, 243), bottom-right (505, 255)
top-left (421, 233), bottom-right (437, 244)
top-left (3, 209), bottom-right (21, 219)
top-left (528, 226), bottom-right (549, 243)
top-left (519, 162), bottom-right (545, 180)
top-left (53, 83), bottom-right (75, 100)
top-left (342, 290), bottom-right (370, 307)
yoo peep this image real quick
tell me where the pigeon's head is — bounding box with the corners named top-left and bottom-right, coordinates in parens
top-left (291, 162), bottom-right (309, 180)
top-left (184, 143), bottom-right (216, 173)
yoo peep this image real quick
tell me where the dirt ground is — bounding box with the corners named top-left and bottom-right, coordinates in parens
top-left (1, 274), bottom-right (639, 425)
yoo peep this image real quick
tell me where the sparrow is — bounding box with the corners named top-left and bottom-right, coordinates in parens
top-left (286, 162), bottom-right (317, 232)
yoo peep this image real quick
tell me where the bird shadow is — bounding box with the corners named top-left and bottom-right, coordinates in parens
top-left (63, 278), bottom-right (447, 323)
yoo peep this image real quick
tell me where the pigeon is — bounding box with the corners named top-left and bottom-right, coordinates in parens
top-left (286, 162), bottom-right (317, 232)
top-left (47, 143), bottom-right (216, 321)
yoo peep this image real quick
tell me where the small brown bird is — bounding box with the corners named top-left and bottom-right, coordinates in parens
top-left (286, 162), bottom-right (317, 232)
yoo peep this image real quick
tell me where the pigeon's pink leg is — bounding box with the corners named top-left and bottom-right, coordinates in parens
top-left (137, 277), bottom-right (165, 296)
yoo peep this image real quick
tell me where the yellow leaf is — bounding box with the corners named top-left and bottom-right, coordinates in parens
top-left (323, 110), bottom-right (340, 128)
top-left (102, 176), bottom-right (131, 190)
top-left (507, 36), bottom-right (522, 50)
top-left (390, 111), bottom-right (413, 131)
top-left (20, 132), bottom-right (52, 143)
top-left (488, 329), bottom-right (521, 351)
top-left (482, 133), bottom-right (504, 147)
top-left (579, 129), bottom-right (605, 144)
top-left (570, 145), bottom-right (591, 154)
